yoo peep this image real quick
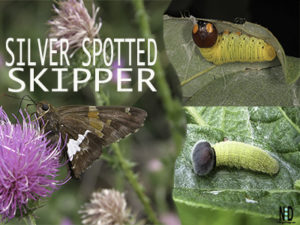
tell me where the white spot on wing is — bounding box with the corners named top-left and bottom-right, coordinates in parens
top-left (67, 130), bottom-right (90, 161)
top-left (125, 107), bottom-right (131, 115)
top-left (245, 198), bottom-right (257, 204)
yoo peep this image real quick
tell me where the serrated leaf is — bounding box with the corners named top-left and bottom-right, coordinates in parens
top-left (163, 16), bottom-right (300, 105)
top-left (174, 107), bottom-right (300, 220)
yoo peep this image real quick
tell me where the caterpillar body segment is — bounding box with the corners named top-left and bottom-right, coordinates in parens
top-left (199, 33), bottom-right (276, 65)
top-left (213, 141), bottom-right (279, 175)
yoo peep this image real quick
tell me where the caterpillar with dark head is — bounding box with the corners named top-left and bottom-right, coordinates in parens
top-left (191, 140), bottom-right (279, 176)
top-left (192, 20), bottom-right (276, 65)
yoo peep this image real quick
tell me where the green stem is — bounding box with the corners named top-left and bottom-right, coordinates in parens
top-left (131, 0), bottom-right (184, 153)
top-left (180, 65), bottom-right (216, 87)
top-left (92, 86), bottom-right (160, 225)
top-left (95, 87), bottom-right (110, 106)
top-left (185, 107), bottom-right (207, 126)
top-left (112, 143), bottom-right (161, 225)
top-left (23, 214), bottom-right (37, 225)
top-left (278, 107), bottom-right (300, 134)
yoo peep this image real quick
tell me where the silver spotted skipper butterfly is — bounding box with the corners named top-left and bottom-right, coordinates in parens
top-left (35, 101), bottom-right (147, 178)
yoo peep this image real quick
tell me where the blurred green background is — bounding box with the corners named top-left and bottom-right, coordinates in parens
top-left (0, 1), bottom-right (298, 225)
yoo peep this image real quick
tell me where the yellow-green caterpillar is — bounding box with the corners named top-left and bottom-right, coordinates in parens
top-left (191, 140), bottom-right (279, 176)
top-left (192, 20), bottom-right (276, 65)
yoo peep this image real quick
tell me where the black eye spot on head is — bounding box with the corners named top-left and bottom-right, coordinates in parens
top-left (192, 141), bottom-right (216, 176)
top-left (192, 20), bottom-right (218, 48)
top-left (42, 104), bottom-right (49, 111)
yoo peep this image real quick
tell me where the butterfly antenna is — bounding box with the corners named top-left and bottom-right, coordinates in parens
top-left (0, 93), bottom-right (22, 101)
top-left (0, 94), bottom-right (36, 115)
top-left (17, 95), bottom-right (37, 112)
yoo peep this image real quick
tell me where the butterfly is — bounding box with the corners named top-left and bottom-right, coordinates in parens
top-left (35, 102), bottom-right (147, 178)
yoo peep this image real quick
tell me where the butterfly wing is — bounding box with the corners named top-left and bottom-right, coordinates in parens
top-left (57, 117), bottom-right (104, 178)
top-left (57, 106), bottom-right (147, 178)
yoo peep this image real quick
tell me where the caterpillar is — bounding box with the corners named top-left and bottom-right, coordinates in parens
top-left (191, 140), bottom-right (279, 176)
top-left (192, 20), bottom-right (276, 65)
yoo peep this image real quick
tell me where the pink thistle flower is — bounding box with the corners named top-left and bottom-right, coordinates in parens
top-left (48, 0), bottom-right (101, 51)
top-left (159, 212), bottom-right (181, 225)
top-left (146, 158), bottom-right (163, 172)
top-left (0, 107), bottom-right (64, 221)
top-left (61, 217), bottom-right (74, 225)
top-left (112, 60), bottom-right (130, 83)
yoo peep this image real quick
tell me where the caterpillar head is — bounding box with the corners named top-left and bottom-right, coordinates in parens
top-left (192, 20), bottom-right (218, 48)
top-left (192, 141), bottom-right (216, 176)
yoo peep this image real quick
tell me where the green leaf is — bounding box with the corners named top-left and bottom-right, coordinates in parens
top-left (175, 201), bottom-right (280, 225)
top-left (282, 107), bottom-right (300, 127)
top-left (174, 107), bottom-right (300, 220)
top-left (163, 16), bottom-right (300, 105)
top-left (286, 56), bottom-right (300, 84)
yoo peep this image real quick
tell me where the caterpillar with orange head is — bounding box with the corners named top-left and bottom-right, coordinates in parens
top-left (192, 20), bottom-right (276, 65)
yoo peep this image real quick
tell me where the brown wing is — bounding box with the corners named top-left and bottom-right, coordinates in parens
top-left (57, 105), bottom-right (147, 178)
